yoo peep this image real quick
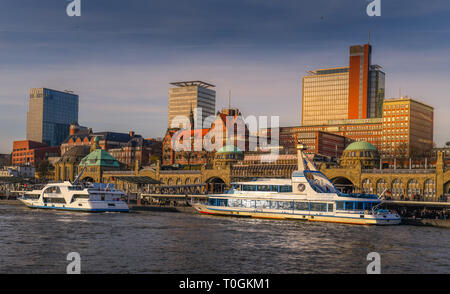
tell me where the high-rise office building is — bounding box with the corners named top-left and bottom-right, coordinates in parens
top-left (302, 67), bottom-right (350, 126)
top-left (382, 97), bottom-right (433, 157)
top-left (301, 44), bottom-right (385, 126)
top-left (26, 88), bottom-right (79, 146)
top-left (168, 81), bottom-right (216, 129)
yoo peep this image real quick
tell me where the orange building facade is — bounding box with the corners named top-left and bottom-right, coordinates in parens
top-left (12, 140), bottom-right (60, 167)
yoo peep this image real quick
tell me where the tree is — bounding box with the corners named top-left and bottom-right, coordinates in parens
top-left (36, 160), bottom-right (53, 180)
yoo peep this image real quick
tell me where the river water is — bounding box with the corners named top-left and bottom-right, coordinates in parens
top-left (0, 203), bottom-right (449, 274)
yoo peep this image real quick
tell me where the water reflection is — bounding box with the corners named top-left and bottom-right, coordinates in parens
top-left (0, 204), bottom-right (449, 274)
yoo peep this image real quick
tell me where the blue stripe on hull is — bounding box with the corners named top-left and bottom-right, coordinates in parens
top-left (28, 205), bottom-right (129, 212)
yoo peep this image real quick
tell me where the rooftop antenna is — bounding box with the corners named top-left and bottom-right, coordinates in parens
top-left (228, 90), bottom-right (231, 110)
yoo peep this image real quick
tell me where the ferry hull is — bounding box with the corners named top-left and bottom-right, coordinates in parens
top-left (193, 204), bottom-right (401, 226)
top-left (19, 199), bottom-right (129, 213)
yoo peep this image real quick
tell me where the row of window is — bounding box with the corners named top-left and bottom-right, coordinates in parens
top-left (231, 184), bottom-right (293, 193)
top-left (210, 198), bottom-right (333, 212)
top-left (209, 199), bottom-right (379, 212)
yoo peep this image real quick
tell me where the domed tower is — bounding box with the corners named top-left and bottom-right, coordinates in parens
top-left (340, 141), bottom-right (379, 169)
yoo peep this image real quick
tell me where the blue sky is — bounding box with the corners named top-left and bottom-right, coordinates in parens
top-left (1, 0), bottom-right (450, 152)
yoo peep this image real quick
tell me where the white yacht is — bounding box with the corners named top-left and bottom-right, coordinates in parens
top-left (192, 143), bottom-right (401, 225)
top-left (18, 168), bottom-right (129, 212)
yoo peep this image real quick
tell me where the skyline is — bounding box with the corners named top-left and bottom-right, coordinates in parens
top-left (1, 0), bottom-right (450, 152)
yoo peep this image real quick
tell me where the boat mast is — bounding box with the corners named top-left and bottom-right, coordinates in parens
top-left (72, 164), bottom-right (87, 185)
top-left (296, 139), bottom-right (317, 171)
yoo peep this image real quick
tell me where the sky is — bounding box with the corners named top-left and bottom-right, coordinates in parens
top-left (1, 0), bottom-right (450, 153)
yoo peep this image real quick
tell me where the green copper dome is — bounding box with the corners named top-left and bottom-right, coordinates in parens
top-left (79, 149), bottom-right (120, 167)
top-left (216, 145), bottom-right (243, 154)
top-left (344, 141), bottom-right (377, 152)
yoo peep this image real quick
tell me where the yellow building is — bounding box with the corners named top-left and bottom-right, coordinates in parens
top-left (382, 97), bottom-right (434, 157)
top-left (302, 67), bottom-right (349, 126)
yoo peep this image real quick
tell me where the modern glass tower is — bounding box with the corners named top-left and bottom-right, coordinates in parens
top-left (26, 88), bottom-right (79, 146)
top-left (301, 43), bottom-right (385, 126)
top-left (168, 81), bottom-right (216, 129)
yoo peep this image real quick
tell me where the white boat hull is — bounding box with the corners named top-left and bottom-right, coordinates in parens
top-left (192, 204), bottom-right (401, 226)
top-left (19, 198), bottom-right (129, 212)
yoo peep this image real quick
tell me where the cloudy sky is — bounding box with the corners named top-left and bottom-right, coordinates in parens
top-left (1, 0), bottom-right (450, 153)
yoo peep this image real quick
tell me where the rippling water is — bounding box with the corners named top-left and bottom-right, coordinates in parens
top-left (0, 203), bottom-right (449, 274)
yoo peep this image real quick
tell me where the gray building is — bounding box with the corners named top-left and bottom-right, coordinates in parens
top-left (168, 81), bottom-right (216, 129)
top-left (368, 65), bottom-right (385, 118)
top-left (26, 88), bottom-right (79, 146)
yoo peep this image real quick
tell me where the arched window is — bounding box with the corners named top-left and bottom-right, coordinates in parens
top-left (362, 179), bottom-right (373, 194)
top-left (376, 179), bottom-right (387, 196)
top-left (424, 179), bottom-right (436, 200)
top-left (391, 179), bottom-right (404, 199)
top-left (407, 179), bottom-right (420, 199)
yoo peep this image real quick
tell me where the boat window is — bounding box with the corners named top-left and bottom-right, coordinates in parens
top-left (328, 203), bottom-right (333, 212)
top-left (355, 202), bottom-right (364, 211)
top-left (294, 202), bottom-right (309, 211)
top-left (44, 197), bottom-right (66, 204)
top-left (257, 185), bottom-right (271, 192)
top-left (344, 201), bottom-right (355, 211)
top-left (255, 200), bottom-right (270, 209)
top-left (68, 186), bottom-right (84, 191)
top-left (71, 194), bottom-right (90, 203)
top-left (279, 201), bottom-right (293, 210)
top-left (242, 185), bottom-right (257, 191)
top-left (280, 185), bottom-right (292, 192)
top-left (44, 186), bottom-right (61, 194)
top-left (270, 186), bottom-right (279, 192)
top-left (269, 201), bottom-right (278, 209)
top-left (336, 201), bottom-right (344, 210)
top-left (310, 202), bottom-right (327, 212)
top-left (24, 194), bottom-right (40, 200)
top-left (304, 171), bottom-right (337, 194)
top-left (242, 199), bottom-right (254, 208)
top-left (228, 199), bottom-right (242, 207)
top-left (216, 199), bottom-right (228, 207)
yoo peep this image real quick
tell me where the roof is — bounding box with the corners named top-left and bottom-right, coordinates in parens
top-left (217, 145), bottom-right (243, 154)
top-left (170, 81), bottom-right (215, 88)
top-left (79, 149), bottom-right (120, 167)
top-left (58, 146), bottom-right (91, 164)
top-left (344, 141), bottom-right (377, 152)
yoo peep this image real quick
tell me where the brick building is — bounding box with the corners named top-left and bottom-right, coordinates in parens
top-left (12, 140), bottom-right (60, 167)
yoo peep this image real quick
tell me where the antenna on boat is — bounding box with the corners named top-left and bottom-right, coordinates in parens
top-left (72, 164), bottom-right (87, 186)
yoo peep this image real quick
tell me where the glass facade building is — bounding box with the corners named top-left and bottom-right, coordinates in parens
top-left (302, 44), bottom-right (385, 127)
top-left (368, 66), bottom-right (386, 118)
top-left (302, 67), bottom-right (349, 126)
top-left (26, 88), bottom-right (79, 146)
top-left (168, 81), bottom-right (216, 129)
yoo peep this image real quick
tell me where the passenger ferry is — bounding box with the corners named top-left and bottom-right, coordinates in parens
top-left (193, 143), bottom-right (401, 225)
top-left (18, 167), bottom-right (129, 212)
